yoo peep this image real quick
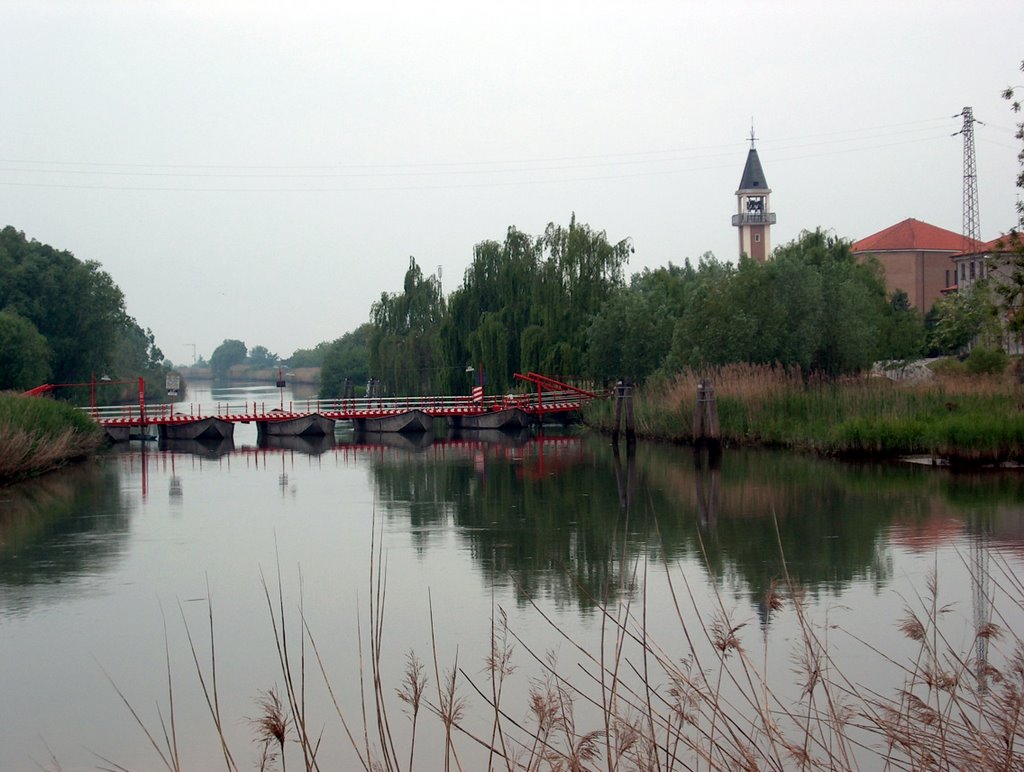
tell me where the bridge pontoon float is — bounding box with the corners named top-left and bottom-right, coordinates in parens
top-left (158, 416), bottom-right (235, 442)
top-left (103, 426), bottom-right (131, 443)
top-left (354, 409), bottom-right (432, 433)
top-left (256, 411), bottom-right (335, 438)
top-left (449, 407), bottom-right (533, 432)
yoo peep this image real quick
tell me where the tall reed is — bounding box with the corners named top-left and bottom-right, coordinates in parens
top-left (0, 393), bottom-right (102, 483)
top-left (104, 511), bottom-right (1024, 771)
top-left (586, 364), bottom-right (1024, 461)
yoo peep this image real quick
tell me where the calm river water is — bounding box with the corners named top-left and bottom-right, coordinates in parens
top-left (2, 381), bottom-right (1024, 770)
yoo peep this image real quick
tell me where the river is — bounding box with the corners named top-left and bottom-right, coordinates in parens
top-left (1, 380), bottom-right (1023, 770)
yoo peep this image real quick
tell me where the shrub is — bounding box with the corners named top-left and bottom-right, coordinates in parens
top-left (965, 346), bottom-right (1009, 374)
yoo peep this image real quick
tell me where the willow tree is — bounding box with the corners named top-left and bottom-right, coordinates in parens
top-left (370, 257), bottom-right (444, 395)
top-left (523, 214), bottom-right (632, 378)
top-left (439, 228), bottom-right (539, 393)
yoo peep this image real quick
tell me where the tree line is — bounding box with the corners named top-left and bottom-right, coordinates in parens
top-left (0, 226), bottom-right (167, 394)
top-left (337, 217), bottom-right (944, 398)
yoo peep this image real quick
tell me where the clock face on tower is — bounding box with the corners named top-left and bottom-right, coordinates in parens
top-left (747, 197), bottom-right (764, 213)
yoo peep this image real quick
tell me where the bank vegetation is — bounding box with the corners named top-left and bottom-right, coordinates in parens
top-left (0, 393), bottom-right (102, 484)
top-left (584, 362), bottom-right (1024, 463)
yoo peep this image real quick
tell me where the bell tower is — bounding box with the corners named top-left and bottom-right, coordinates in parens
top-left (731, 127), bottom-right (776, 262)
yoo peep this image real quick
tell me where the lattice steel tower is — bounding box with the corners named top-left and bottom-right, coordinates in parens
top-left (956, 106), bottom-right (981, 250)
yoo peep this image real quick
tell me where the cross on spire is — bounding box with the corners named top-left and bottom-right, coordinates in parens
top-left (749, 120), bottom-right (757, 148)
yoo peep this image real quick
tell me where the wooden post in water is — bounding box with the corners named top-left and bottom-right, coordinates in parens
top-left (693, 379), bottom-right (721, 458)
top-left (611, 377), bottom-right (636, 446)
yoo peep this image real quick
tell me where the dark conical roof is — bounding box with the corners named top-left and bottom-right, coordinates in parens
top-left (737, 147), bottom-right (769, 191)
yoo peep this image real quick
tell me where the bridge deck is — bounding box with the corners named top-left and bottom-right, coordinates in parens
top-left (87, 392), bottom-right (593, 427)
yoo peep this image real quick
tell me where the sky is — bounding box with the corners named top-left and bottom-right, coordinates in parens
top-left (1, 1), bottom-right (1021, 366)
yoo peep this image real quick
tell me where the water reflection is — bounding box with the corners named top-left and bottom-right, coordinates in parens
top-left (5, 430), bottom-right (1024, 618)
top-left (258, 433), bottom-right (335, 454)
top-left (366, 434), bottom-right (1024, 610)
top-left (159, 436), bottom-right (236, 457)
top-left (0, 462), bottom-right (132, 615)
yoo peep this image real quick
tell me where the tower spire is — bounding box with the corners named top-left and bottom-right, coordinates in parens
top-left (732, 129), bottom-right (776, 262)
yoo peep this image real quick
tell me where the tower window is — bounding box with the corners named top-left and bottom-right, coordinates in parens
top-left (754, 233), bottom-right (761, 242)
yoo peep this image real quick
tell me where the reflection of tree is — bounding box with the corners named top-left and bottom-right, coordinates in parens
top-left (370, 437), bottom-right (681, 610)
top-left (367, 434), bottom-right (1024, 611)
top-left (0, 462), bottom-right (131, 612)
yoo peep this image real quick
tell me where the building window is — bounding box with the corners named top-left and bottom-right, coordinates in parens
top-left (970, 261), bottom-right (976, 279)
top-left (960, 264), bottom-right (966, 282)
top-left (754, 233), bottom-right (761, 243)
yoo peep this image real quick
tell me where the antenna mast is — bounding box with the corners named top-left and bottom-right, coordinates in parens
top-left (955, 107), bottom-right (981, 250)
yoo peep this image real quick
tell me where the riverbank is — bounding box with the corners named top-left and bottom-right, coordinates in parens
top-left (176, 365), bottom-right (321, 384)
top-left (0, 393), bottom-right (103, 484)
top-left (584, 363), bottom-right (1024, 463)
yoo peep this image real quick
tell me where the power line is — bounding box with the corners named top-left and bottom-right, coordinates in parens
top-left (0, 116), bottom-right (954, 175)
top-left (0, 133), bottom-right (954, 194)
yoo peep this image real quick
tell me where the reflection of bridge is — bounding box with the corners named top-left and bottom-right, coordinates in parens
top-left (80, 373), bottom-right (599, 442)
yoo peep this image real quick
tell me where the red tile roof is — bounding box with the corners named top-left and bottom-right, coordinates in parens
top-left (953, 233), bottom-right (1022, 257)
top-left (852, 218), bottom-right (981, 253)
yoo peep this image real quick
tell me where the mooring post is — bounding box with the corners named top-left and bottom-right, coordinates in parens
top-left (703, 380), bottom-right (720, 446)
top-left (693, 380), bottom-right (705, 442)
top-left (694, 379), bottom-right (721, 459)
top-left (623, 377), bottom-right (636, 445)
top-left (612, 379), bottom-right (624, 445)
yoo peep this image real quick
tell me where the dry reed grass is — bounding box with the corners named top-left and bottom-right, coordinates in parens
top-left (586, 363), bottom-right (1024, 460)
top-left (0, 393), bottom-right (102, 482)
top-left (99, 511), bottom-right (1024, 771)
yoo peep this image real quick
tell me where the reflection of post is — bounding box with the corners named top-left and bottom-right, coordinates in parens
top-left (972, 516), bottom-right (991, 692)
top-left (694, 448), bottom-right (720, 529)
top-left (140, 436), bottom-right (149, 501)
top-left (611, 437), bottom-right (637, 511)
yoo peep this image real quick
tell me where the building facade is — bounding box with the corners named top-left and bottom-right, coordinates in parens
top-left (851, 218), bottom-right (980, 311)
top-left (952, 233), bottom-right (1023, 354)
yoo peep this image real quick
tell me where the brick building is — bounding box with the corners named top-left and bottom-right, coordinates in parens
top-left (850, 218), bottom-right (981, 310)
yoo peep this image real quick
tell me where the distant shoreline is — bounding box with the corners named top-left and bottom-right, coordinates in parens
top-left (176, 366), bottom-right (321, 385)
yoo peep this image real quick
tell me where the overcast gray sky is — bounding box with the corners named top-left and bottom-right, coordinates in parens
top-left (2, 0), bottom-right (1021, 365)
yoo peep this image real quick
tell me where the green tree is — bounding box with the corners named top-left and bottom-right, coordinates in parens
top-left (210, 339), bottom-right (247, 378)
top-left (667, 229), bottom-right (898, 376)
top-left (928, 282), bottom-right (1001, 354)
top-left (440, 228), bottom-right (540, 393)
top-left (319, 323), bottom-right (372, 397)
top-left (287, 341), bottom-right (334, 368)
top-left (0, 307), bottom-right (51, 389)
top-left (879, 290), bottom-right (926, 361)
top-left (109, 319), bottom-right (165, 376)
top-left (248, 345), bottom-right (280, 368)
top-left (0, 226), bottom-right (131, 383)
top-left (370, 258), bottom-right (444, 394)
top-left (996, 59), bottom-right (1024, 352)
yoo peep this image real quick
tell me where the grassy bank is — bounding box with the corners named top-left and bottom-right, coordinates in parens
top-left (0, 393), bottom-right (103, 483)
top-left (584, 363), bottom-right (1024, 462)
